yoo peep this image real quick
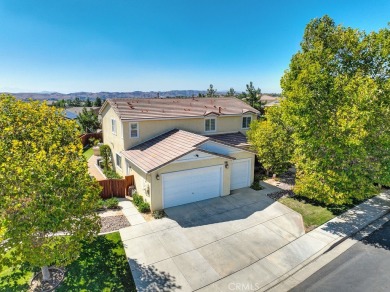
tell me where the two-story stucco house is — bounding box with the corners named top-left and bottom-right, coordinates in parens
top-left (99, 97), bottom-right (259, 211)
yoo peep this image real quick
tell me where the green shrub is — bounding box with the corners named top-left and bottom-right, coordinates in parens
top-left (105, 198), bottom-right (119, 209)
top-left (132, 193), bottom-right (144, 207)
top-left (103, 169), bottom-right (122, 179)
top-left (152, 210), bottom-right (165, 219)
top-left (138, 201), bottom-right (150, 213)
top-left (96, 199), bottom-right (105, 211)
top-left (250, 180), bottom-right (263, 191)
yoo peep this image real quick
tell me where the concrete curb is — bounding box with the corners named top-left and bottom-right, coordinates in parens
top-left (263, 190), bottom-right (390, 292)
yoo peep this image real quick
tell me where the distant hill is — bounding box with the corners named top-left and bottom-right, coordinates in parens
top-left (2, 90), bottom-right (208, 100)
top-left (2, 90), bottom-right (282, 101)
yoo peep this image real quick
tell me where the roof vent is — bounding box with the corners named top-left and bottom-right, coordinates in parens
top-left (219, 106), bottom-right (222, 114)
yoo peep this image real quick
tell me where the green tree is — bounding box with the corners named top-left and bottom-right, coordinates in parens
top-left (206, 84), bottom-right (217, 97)
top-left (77, 107), bottom-right (101, 133)
top-left (280, 16), bottom-right (390, 205)
top-left (74, 97), bottom-right (82, 107)
top-left (245, 81), bottom-right (262, 110)
top-left (247, 106), bottom-right (293, 176)
top-left (85, 97), bottom-right (92, 107)
top-left (226, 88), bottom-right (236, 97)
top-left (0, 95), bottom-right (101, 282)
top-left (94, 96), bottom-right (102, 107)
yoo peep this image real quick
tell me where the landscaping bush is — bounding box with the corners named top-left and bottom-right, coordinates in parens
top-left (152, 210), bottom-right (165, 219)
top-left (96, 199), bottom-right (105, 211)
top-left (105, 198), bottom-right (119, 209)
top-left (103, 169), bottom-right (122, 179)
top-left (138, 202), bottom-right (150, 213)
top-left (250, 180), bottom-right (263, 191)
top-left (132, 193), bottom-right (143, 206)
top-left (131, 193), bottom-right (150, 213)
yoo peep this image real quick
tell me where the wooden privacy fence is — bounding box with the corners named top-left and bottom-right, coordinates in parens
top-left (80, 132), bottom-right (103, 147)
top-left (98, 175), bottom-right (135, 199)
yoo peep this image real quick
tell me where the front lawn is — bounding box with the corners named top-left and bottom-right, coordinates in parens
top-left (83, 147), bottom-right (94, 160)
top-left (279, 197), bottom-right (336, 232)
top-left (0, 232), bottom-right (136, 291)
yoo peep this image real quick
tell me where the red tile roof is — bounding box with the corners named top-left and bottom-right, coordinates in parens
top-left (102, 97), bottom-right (259, 121)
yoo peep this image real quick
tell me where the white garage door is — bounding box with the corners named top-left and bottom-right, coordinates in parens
top-left (230, 159), bottom-right (251, 190)
top-left (162, 165), bottom-right (223, 208)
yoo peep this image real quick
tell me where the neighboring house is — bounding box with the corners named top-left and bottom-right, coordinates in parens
top-left (260, 95), bottom-right (280, 107)
top-left (66, 106), bottom-right (101, 116)
top-left (100, 97), bottom-right (259, 211)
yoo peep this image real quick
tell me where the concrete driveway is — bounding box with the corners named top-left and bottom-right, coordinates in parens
top-left (120, 186), bottom-right (305, 291)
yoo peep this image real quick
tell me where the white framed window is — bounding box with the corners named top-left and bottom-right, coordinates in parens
top-left (116, 153), bottom-right (122, 169)
top-left (242, 116), bottom-right (252, 129)
top-left (130, 122), bottom-right (139, 138)
top-left (205, 118), bottom-right (216, 132)
top-left (111, 119), bottom-right (117, 135)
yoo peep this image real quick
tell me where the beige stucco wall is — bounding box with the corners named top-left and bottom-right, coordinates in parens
top-left (101, 106), bottom-right (126, 175)
top-left (122, 114), bottom-right (256, 150)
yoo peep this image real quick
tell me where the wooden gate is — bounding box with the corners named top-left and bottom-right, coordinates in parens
top-left (98, 175), bottom-right (135, 199)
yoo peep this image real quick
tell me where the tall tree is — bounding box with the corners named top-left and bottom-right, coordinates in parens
top-left (246, 81), bottom-right (261, 109)
top-left (280, 16), bottom-right (390, 205)
top-left (77, 107), bottom-right (101, 133)
top-left (226, 88), bottom-right (236, 97)
top-left (247, 106), bottom-right (293, 176)
top-left (94, 96), bottom-right (102, 107)
top-left (0, 95), bottom-right (101, 282)
top-left (206, 84), bottom-right (217, 97)
top-left (85, 97), bottom-right (92, 107)
top-left (73, 97), bottom-right (81, 107)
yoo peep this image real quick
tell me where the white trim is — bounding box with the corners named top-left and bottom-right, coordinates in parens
top-left (241, 115), bottom-right (252, 129)
top-left (115, 153), bottom-right (122, 169)
top-left (111, 118), bottom-right (117, 135)
top-left (129, 122), bottom-right (139, 138)
top-left (125, 159), bottom-right (131, 175)
top-left (204, 117), bottom-right (217, 132)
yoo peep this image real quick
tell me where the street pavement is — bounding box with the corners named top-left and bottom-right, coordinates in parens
top-left (291, 220), bottom-right (390, 292)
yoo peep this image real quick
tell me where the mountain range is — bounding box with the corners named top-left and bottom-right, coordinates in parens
top-left (3, 90), bottom-right (210, 100)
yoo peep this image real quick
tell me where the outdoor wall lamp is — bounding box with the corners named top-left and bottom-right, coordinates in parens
top-left (225, 161), bottom-right (229, 169)
top-left (156, 174), bottom-right (160, 180)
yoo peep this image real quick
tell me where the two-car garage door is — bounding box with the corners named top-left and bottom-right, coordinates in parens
top-left (162, 165), bottom-right (223, 209)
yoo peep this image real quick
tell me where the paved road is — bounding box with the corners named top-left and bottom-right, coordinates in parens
top-left (291, 220), bottom-right (390, 292)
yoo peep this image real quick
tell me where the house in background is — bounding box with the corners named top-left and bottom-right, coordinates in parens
top-left (99, 97), bottom-right (259, 211)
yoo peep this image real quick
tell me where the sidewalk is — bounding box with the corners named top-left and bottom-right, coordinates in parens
top-left (195, 190), bottom-right (390, 291)
top-left (258, 190), bottom-right (390, 291)
top-left (87, 155), bottom-right (106, 181)
top-left (118, 198), bottom-right (146, 226)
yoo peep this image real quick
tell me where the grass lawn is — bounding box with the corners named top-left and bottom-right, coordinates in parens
top-left (83, 147), bottom-right (94, 160)
top-left (279, 197), bottom-right (339, 232)
top-left (0, 232), bottom-right (136, 292)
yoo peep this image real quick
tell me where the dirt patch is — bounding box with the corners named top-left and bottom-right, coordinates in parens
top-left (29, 267), bottom-right (65, 292)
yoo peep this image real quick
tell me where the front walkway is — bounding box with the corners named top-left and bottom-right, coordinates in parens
top-left (118, 198), bottom-right (146, 226)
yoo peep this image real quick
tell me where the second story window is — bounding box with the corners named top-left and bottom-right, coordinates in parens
top-left (205, 118), bottom-right (216, 132)
top-left (111, 119), bottom-right (117, 135)
top-left (130, 122), bottom-right (139, 138)
top-left (242, 116), bottom-right (252, 129)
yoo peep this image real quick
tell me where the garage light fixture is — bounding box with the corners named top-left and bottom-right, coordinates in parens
top-left (156, 174), bottom-right (160, 180)
top-left (225, 161), bottom-right (229, 169)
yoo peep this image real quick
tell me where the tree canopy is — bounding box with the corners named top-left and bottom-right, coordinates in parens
top-left (280, 16), bottom-right (390, 204)
top-left (77, 107), bottom-right (101, 133)
top-left (206, 84), bottom-right (217, 97)
top-left (247, 106), bottom-right (293, 176)
top-left (0, 95), bottom-right (101, 280)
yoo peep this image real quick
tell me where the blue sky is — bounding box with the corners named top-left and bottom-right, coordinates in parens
top-left (0, 0), bottom-right (388, 93)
